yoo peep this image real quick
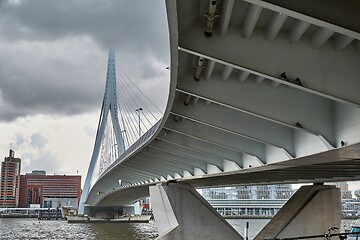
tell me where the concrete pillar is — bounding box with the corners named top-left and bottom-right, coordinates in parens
top-left (255, 184), bottom-right (341, 240)
top-left (150, 182), bottom-right (243, 240)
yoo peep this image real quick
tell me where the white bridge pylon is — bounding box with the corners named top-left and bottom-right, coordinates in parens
top-left (79, 49), bottom-right (125, 215)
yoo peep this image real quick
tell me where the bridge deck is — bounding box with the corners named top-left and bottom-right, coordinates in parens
top-left (85, 0), bottom-right (360, 207)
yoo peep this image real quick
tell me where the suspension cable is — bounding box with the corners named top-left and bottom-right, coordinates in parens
top-left (116, 63), bottom-right (162, 118)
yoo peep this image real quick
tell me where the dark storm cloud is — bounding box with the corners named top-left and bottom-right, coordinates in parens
top-left (0, 0), bottom-right (169, 59)
top-left (0, 44), bottom-right (106, 120)
top-left (0, 0), bottom-right (169, 121)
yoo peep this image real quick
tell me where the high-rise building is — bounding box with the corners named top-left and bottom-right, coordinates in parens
top-left (18, 171), bottom-right (81, 208)
top-left (0, 149), bottom-right (21, 207)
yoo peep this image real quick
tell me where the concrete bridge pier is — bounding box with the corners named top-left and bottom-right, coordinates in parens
top-left (150, 182), bottom-right (243, 240)
top-left (86, 205), bottom-right (138, 219)
top-left (255, 184), bottom-right (341, 240)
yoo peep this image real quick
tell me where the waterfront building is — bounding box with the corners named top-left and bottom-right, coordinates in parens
top-left (202, 183), bottom-right (360, 218)
top-left (18, 170), bottom-right (81, 208)
top-left (0, 150), bottom-right (21, 207)
top-left (202, 184), bottom-right (294, 200)
top-left (202, 185), bottom-right (294, 218)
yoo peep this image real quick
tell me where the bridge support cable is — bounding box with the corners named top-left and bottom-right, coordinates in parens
top-left (116, 65), bottom-right (161, 122)
top-left (116, 89), bottom-right (142, 144)
top-left (116, 63), bottom-right (163, 116)
top-left (79, 49), bottom-right (126, 215)
top-left (115, 65), bottom-right (163, 147)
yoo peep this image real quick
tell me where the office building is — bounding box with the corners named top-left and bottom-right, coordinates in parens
top-left (18, 171), bottom-right (81, 208)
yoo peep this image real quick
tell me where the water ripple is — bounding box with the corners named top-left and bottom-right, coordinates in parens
top-left (0, 219), bottom-right (158, 240)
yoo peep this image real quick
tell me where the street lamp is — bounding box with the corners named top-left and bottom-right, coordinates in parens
top-left (135, 108), bottom-right (143, 138)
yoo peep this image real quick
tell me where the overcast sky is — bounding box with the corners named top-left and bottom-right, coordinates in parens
top-left (0, 0), bottom-right (170, 184)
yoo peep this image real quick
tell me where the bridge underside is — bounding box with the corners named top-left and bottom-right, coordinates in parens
top-left (96, 143), bottom-right (360, 207)
top-left (86, 0), bottom-right (360, 209)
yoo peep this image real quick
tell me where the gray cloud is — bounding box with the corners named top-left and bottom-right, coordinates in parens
top-left (31, 132), bottom-right (48, 148)
top-left (0, 0), bottom-right (169, 121)
top-left (21, 151), bottom-right (61, 174)
top-left (0, 0), bottom-right (169, 59)
top-left (83, 125), bottom-right (96, 138)
top-left (15, 133), bottom-right (25, 146)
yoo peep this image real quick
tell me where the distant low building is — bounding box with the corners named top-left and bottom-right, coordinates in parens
top-left (202, 184), bottom-right (295, 200)
top-left (201, 185), bottom-right (294, 218)
top-left (26, 170), bottom-right (46, 176)
top-left (0, 150), bottom-right (21, 208)
top-left (18, 171), bottom-right (81, 208)
top-left (202, 184), bottom-right (360, 218)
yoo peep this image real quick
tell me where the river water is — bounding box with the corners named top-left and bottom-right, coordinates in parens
top-left (0, 218), bottom-right (266, 239)
top-left (0, 218), bottom-right (355, 239)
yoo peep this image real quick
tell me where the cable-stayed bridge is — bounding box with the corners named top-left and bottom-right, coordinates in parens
top-left (79, 0), bottom-right (360, 239)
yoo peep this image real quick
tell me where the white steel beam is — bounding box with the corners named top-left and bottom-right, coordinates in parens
top-left (243, 4), bottom-right (262, 38)
top-left (289, 20), bottom-right (310, 44)
top-left (239, 71), bottom-right (250, 82)
top-left (164, 116), bottom-right (266, 161)
top-left (114, 170), bottom-right (155, 185)
top-left (156, 130), bottom-right (244, 167)
top-left (222, 65), bottom-right (233, 81)
top-left (170, 94), bottom-right (296, 157)
top-left (311, 28), bottom-right (334, 49)
top-left (193, 96), bottom-right (200, 105)
top-left (223, 159), bottom-right (242, 171)
top-left (122, 160), bottom-right (173, 179)
top-left (138, 151), bottom-right (195, 174)
top-left (266, 12), bottom-right (288, 41)
top-left (149, 139), bottom-right (225, 170)
top-left (133, 154), bottom-right (185, 176)
top-left (271, 81), bottom-right (280, 88)
top-left (205, 60), bottom-right (216, 80)
top-left (145, 145), bottom-right (208, 172)
top-left (255, 76), bottom-right (265, 84)
top-left (178, 35), bottom-right (360, 107)
top-left (110, 172), bottom-right (145, 184)
top-left (124, 160), bottom-right (175, 179)
top-left (220, 0), bottom-right (235, 35)
top-left (135, 152), bottom-right (189, 174)
top-left (176, 71), bottom-right (337, 147)
top-left (116, 166), bottom-right (157, 181)
top-left (334, 34), bottom-right (354, 51)
top-left (243, 0), bottom-right (360, 40)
